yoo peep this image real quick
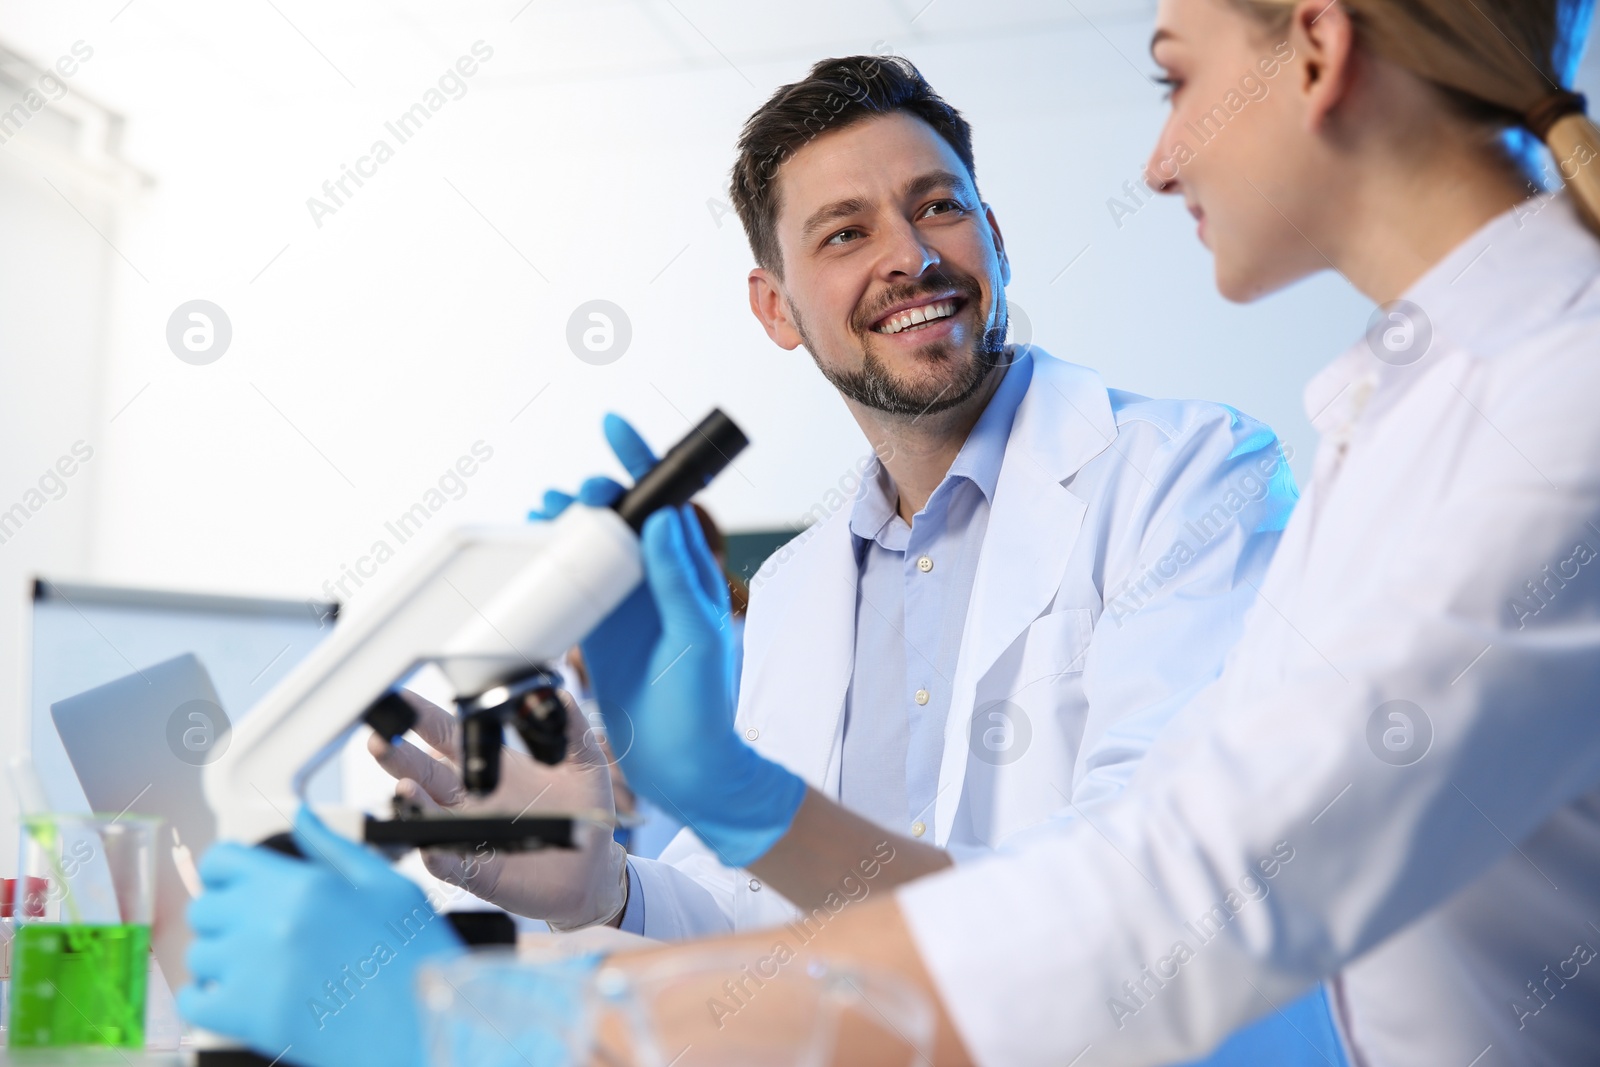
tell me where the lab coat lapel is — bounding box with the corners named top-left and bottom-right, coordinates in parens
top-left (932, 352), bottom-right (1115, 843)
top-left (741, 506), bottom-right (859, 792)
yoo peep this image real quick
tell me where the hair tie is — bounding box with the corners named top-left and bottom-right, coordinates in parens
top-left (1523, 89), bottom-right (1588, 141)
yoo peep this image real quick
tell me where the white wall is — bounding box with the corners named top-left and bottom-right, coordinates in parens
top-left (0, 37), bottom-right (142, 867)
top-left (0, 2), bottom-right (1595, 854)
top-left (0, 1), bottom-right (1367, 607)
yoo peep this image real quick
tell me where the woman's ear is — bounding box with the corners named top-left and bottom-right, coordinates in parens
top-left (1291, 0), bottom-right (1360, 132)
top-left (748, 268), bottom-right (804, 350)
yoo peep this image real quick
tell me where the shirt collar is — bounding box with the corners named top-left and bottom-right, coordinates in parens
top-left (1304, 191), bottom-right (1600, 435)
top-left (850, 462), bottom-right (900, 545)
top-left (849, 348), bottom-right (1035, 545)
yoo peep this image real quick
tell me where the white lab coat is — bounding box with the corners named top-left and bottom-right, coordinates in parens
top-left (628, 348), bottom-right (1295, 938)
top-left (898, 194), bottom-right (1600, 1066)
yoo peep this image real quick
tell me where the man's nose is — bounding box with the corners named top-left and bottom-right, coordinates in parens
top-left (878, 219), bottom-right (940, 278)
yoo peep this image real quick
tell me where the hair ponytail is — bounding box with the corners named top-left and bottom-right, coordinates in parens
top-left (1232, 0), bottom-right (1600, 237)
top-left (1541, 108), bottom-right (1600, 233)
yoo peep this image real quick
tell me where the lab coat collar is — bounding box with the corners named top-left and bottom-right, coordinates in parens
top-left (1409, 191), bottom-right (1600, 361)
top-left (1005, 344), bottom-right (1121, 483)
top-left (1305, 191), bottom-right (1600, 434)
top-left (933, 346), bottom-right (1113, 842)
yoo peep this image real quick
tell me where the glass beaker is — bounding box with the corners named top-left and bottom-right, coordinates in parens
top-left (0, 876), bottom-right (40, 1045)
top-left (7, 814), bottom-right (159, 1050)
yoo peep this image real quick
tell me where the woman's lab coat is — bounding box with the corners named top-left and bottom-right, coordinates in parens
top-left (897, 194), bottom-right (1600, 1067)
top-left (626, 348), bottom-right (1296, 938)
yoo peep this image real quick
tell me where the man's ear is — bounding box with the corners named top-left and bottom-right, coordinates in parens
top-left (748, 268), bottom-right (805, 350)
top-left (984, 203), bottom-right (1012, 287)
top-left (1292, 0), bottom-right (1358, 132)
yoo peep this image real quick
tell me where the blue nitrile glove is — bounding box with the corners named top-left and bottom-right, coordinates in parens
top-left (178, 806), bottom-right (464, 1067)
top-left (532, 415), bottom-right (806, 868)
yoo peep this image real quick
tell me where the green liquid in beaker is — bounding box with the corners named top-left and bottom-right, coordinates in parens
top-left (7, 923), bottom-right (149, 1048)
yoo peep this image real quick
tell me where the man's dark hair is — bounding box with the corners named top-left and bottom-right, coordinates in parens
top-left (729, 55), bottom-right (978, 275)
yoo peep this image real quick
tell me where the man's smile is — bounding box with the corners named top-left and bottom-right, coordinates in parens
top-left (870, 294), bottom-right (968, 335)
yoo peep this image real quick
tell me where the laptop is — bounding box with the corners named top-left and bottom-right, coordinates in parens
top-left (51, 652), bottom-right (227, 993)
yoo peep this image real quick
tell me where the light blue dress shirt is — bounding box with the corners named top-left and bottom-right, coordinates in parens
top-left (839, 354), bottom-right (1033, 835)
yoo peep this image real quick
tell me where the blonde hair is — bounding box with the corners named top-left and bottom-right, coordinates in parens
top-left (1233, 0), bottom-right (1600, 235)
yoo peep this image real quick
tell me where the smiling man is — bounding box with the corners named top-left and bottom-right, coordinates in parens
top-left (391, 58), bottom-right (1307, 957)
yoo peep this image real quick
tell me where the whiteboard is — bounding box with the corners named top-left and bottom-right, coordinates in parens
top-left (29, 580), bottom-right (338, 812)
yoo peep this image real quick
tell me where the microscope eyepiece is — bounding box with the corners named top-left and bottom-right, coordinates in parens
top-left (612, 409), bottom-right (748, 532)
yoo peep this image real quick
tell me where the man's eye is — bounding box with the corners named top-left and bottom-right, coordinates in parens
top-left (921, 199), bottom-right (964, 218)
top-left (826, 228), bottom-right (862, 246)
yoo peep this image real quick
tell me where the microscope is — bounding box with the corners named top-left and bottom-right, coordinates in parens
top-left (195, 410), bottom-right (746, 1065)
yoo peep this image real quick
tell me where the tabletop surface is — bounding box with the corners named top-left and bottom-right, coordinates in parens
top-left (0, 1052), bottom-right (188, 1064)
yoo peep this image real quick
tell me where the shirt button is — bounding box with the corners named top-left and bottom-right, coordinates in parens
top-left (917, 556), bottom-right (934, 573)
top-left (911, 821), bottom-right (926, 838)
top-left (748, 878), bottom-right (762, 892)
top-left (745, 727), bottom-right (759, 741)
top-left (914, 689), bottom-right (929, 705)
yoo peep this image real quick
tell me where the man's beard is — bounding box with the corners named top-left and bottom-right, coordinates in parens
top-left (794, 272), bottom-right (1012, 418)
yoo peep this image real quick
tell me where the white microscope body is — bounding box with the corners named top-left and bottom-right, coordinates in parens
top-left (203, 409), bottom-right (744, 851)
top-left (191, 411), bottom-right (745, 1066)
top-left (205, 505), bottom-right (639, 845)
